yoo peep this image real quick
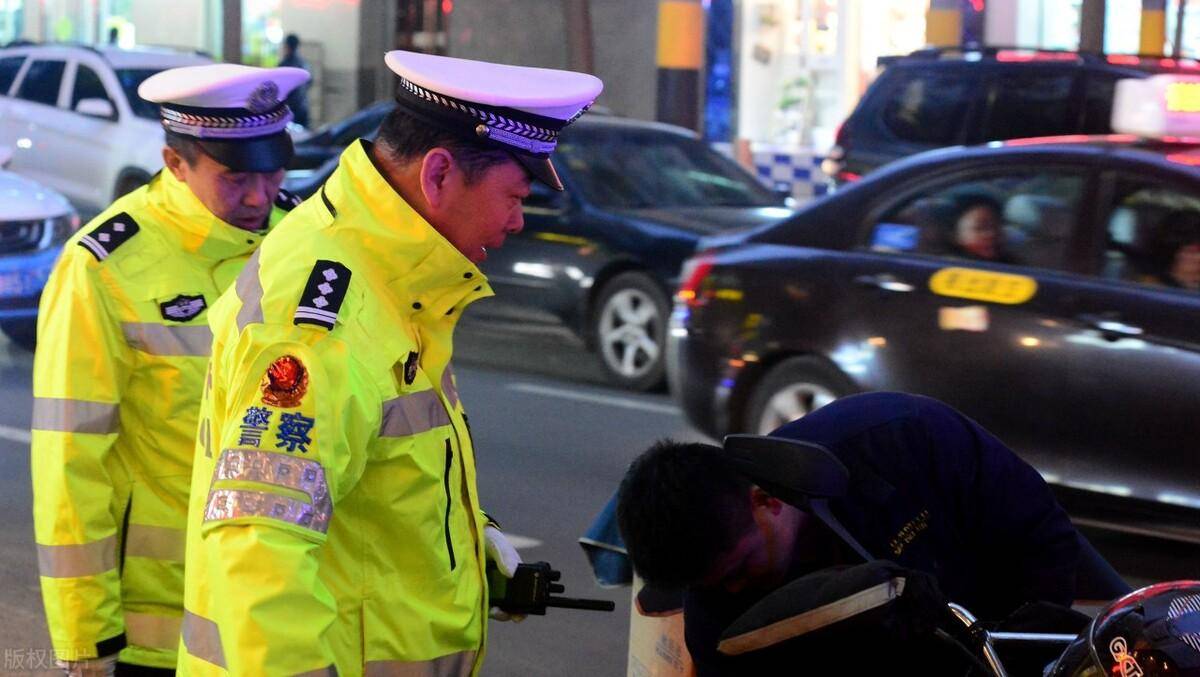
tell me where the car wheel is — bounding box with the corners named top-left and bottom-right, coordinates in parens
top-left (0, 319), bottom-right (37, 352)
top-left (114, 172), bottom-right (150, 200)
top-left (746, 357), bottom-right (856, 434)
top-left (592, 271), bottom-right (669, 391)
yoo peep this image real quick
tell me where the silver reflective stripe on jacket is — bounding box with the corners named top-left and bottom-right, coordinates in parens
top-left (204, 488), bottom-right (332, 534)
top-left (121, 322), bottom-right (213, 356)
top-left (125, 611), bottom-right (182, 650)
top-left (182, 610), bottom-right (226, 669)
top-left (124, 524), bottom-right (186, 562)
top-left (364, 651), bottom-right (476, 677)
top-left (31, 397), bottom-right (119, 434)
top-left (36, 535), bottom-right (117, 578)
top-left (441, 365), bottom-right (459, 408)
top-left (204, 449), bottom-right (333, 534)
top-left (235, 249), bottom-right (265, 331)
top-left (379, 390), bottom-right (450, 438)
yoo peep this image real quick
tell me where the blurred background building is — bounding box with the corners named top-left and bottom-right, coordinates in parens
top-left (1, 0), bottom-right (1196, 193)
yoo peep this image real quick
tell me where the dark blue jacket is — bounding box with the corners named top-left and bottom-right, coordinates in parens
top-left (684, 392), bottom-right (1086, 675)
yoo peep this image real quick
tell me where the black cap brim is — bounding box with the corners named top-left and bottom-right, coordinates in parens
top-left (513, 154), bottom-right (563, 192)
top-left (196, 131), bottom-right (294, 173)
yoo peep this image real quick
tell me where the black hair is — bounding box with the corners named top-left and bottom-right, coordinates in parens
top-left (951, 193), bottom-right (1004, 223)
top-left (285, 33), bottom-right (300, 51)
top-left (165, 131), bottom-right (203, 167)
top-left (616, 439), bottom-right (754, 588)
top-left (1154, 210), bottom-right (1200, 266)
top-left (374, 107), bottom-right (514, 185)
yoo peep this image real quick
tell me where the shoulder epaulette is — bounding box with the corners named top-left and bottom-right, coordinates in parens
top-left (294, 260), bottom-right (352, 331)
top-left (77, 212), bottom-right (140, 262)
top-left (274, 188), bottom-right (303, 212)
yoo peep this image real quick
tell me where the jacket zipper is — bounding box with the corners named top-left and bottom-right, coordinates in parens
top-left (442, 438), bottom-right (457, 571)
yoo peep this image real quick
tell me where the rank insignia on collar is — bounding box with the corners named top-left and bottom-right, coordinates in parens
top-left (78, 212), bottom-right (140, 262)
top-left (403, 351), bottom-right (419, 385)
top-left (159, 294), bottom-right (207, 321)
top-left (294, 260), bottom-right (352, 331)
top-left (275, 187), bottom-right (303, 211)
top-left (262, 355), bottom-right (309, 408)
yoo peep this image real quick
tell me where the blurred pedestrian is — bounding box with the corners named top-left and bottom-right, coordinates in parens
top-left (178, 51), bottom-right (602, 674)
top-left (30, 64), bottom-right (308, 676)
top-left (278, 33), bottom-right (311, 127)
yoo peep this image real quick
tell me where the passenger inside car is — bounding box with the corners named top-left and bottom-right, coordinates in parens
top-left (948, 194), bottom-right (1014, 263)
top-left (1144, 210), bottom-right (1200, 290)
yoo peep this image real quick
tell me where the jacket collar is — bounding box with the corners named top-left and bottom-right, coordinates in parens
top-left (324, 140), bottom-right (494, 320)
top-left (145, 169), bottom-right (277, 262)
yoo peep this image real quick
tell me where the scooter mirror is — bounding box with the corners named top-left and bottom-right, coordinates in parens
top-left (721, 434), bottom-right (850, 506)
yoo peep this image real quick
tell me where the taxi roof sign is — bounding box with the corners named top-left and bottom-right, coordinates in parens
top-left (1113, 74), bottom-right (1200, 138)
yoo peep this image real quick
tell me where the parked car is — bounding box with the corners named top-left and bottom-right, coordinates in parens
top-left (0, 145), bottom-right (79, 350)
top-left (286, 112), bottom-right (795, 390)
top-left (823, 46), bottom-right (1200, 185)
top-left (669, 81), bottom-right (1200, 536)
top-left (0, 43), bottom-right (210, 215)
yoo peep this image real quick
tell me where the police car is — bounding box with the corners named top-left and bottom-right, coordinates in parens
top-left (0, 145), bottom-right (78, 350)
top-left (669, 75), bottom-right (1200, 537)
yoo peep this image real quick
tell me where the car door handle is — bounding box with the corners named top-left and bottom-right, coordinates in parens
top-left (853, 274), bottom-right (915, 293)
top-left (1076, 314), bottom-right (1144, 339)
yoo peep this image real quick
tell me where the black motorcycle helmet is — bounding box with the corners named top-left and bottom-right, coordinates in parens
top-left (1048, 581), bottom-right (1200, 676)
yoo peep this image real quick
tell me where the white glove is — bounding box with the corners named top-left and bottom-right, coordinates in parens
top-left (485, 525), bottom-right (525, 622)
top-left (56, 654), bottom-right (117, 677)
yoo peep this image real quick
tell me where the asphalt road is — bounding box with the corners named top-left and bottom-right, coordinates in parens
top-left (0, 309), bottom-right (1197, 675)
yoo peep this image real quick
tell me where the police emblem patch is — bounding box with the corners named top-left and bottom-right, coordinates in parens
top-left (262, 355), bottom-right (309, 408)
top-left (404, 351), bottom-right (419, 385)
top-left (294, 260), bottom-right (352, 330)
top-left (246, 80), bottom-right (280, 114)
top-left (78, 212), bottom-right (140, 262)
top-left (159, 294), bottom-right (207, 321)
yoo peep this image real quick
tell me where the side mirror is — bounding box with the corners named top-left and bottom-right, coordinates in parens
top-left (75, 98), bottom-right (116, 120)
top-left (524, 181), bottom-right (567, 213)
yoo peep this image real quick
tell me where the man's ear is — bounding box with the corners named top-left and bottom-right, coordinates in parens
top-left (419, 148), bottom-right (457, 209)
top-left (162, 146), bottom-right (187, 181)
top-left (749, 486), bottom-right (784, 516)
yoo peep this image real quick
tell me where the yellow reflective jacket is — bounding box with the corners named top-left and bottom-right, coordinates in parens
top-left (180, 141), bottom-right (494, 676)
top-left (31, 170), bottom-right (296, 668)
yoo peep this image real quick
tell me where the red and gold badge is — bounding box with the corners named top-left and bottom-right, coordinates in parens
top-left (261, 355), bottom-right (309, 408)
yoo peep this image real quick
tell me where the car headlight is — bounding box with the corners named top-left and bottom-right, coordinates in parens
top-left (46, 211), bottom-right (81, 246)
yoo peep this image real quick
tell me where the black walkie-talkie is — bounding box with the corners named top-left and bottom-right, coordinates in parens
top-left (488, 561), bottom-right (616, 615)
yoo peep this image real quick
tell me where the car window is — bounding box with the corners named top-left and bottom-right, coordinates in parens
top-left (1100, 180), bottom-right (1200, 292)
top-left (556, 128), bottom-right (782, 209)
top-left (982, 72), bottom-right (1077, 141)
top-left (1081, 73), bottom-right (1121, 134)
top-left (866, 170), bottom-right (1086, 272)
top-left (15, 59), bottom-right (66, 107)
top-left (881, 70), bottom-right (972, 145)
top-left (0, 56), bottom-right (25, 95)
top-left (115, 68), bottom-right (165, 120)
top-left (71, 64), bottom-right (114, 113)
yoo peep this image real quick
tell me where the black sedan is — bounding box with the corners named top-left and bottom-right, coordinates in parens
top-left (669, 135), bottom-right (1200, 535)
top-left (286, 111), bottom-right (794, 390)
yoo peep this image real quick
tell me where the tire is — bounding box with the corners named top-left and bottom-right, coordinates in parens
top-left (1, 319), bottom-right (37, 352)
top-left (745, 356), bottom-right (857, 434)
top-left (114, 171), bottom-right (150, 200)
top-left (591, 271), bottom-right (670, 391)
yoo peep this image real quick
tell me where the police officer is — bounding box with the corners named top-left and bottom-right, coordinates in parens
top-left (178, 52), bottom-right (602, 675)
top-left (31, 64), bottom-right (309, 675)
top-left (617, 392), bottom-right (1131, 676)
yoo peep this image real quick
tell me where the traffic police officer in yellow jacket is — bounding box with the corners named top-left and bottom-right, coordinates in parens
top-left (32, 64), bottom-right (309, 675)
top-left (179, 52), bottom-right (602, 675)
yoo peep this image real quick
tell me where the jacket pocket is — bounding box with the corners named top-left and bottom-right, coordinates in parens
top-left (442, 438), bottom-right (456, 571)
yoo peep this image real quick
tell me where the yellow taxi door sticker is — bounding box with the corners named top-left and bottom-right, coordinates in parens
top-left (928, 267), bottom-right (1037, 304)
